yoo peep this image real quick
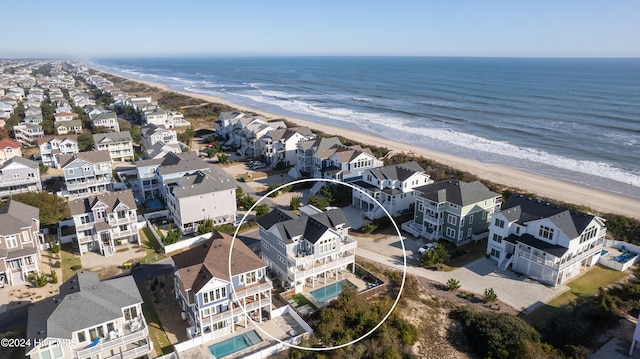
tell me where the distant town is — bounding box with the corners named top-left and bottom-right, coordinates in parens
top-left (0, 59), bottom-right (639, 359)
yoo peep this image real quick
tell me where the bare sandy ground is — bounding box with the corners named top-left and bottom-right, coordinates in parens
top-left (99, 69), bottom-right (640, 219)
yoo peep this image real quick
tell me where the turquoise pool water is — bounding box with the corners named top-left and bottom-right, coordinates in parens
top-left (208, 330), bottom-right (263, 358)
top-left (145, 198), bottom-right (164, 211)
top-left (309, 280), bottom-right (356, 302)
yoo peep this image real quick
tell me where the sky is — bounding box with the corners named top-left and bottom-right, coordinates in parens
top-left (1, 0), bottom-right (639, 59)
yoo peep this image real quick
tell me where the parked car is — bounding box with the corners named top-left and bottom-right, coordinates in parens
top-left (418, 242), bottom-right (436, 254)
top-left (251, 162), bottom-right (267, 170)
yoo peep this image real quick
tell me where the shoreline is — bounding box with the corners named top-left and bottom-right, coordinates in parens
top-left (95, 68), bottom-right (640, 219)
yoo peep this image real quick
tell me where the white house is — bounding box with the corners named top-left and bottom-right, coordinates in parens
top-left (172, 232), bottom-right (273, 340)
top-left (486, 194), bottom-right (606, 287)
top-left (351, 161), bottom-right (433, 220)
top-left (257, 207), bottom-right (357, 294)
top-left (91, 111), bottom-right (120, 132)
top-left (26, 271), bottom-right (153, 359)
top-left (36, 135), bottom-right (79, 168)
top-left (258, 126), bottom-right (316, 168)
top-left (93, 132), bottom-right (134, 161)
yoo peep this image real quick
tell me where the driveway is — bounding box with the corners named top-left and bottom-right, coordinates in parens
top-left (355, 233), bottom-right (568, 313)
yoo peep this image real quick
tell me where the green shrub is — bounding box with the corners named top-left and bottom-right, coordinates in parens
top-left (49, 269), bottom-right (58, 284)
top-left (197, 218), bottom-right (214, 235)
top-left (420, 243), bottom-right (451, 266)
top-left (483, 288), bottom-right (498, 303)
top-left (290, 195), bottom-right (301, 210)
top-left (70, 265), bottom-right (82, 271)
top-left (446, 278), bottom-right (461, 291)
top-left (48, 241), bottom-right (60, 254)
top-left (29, 273), bottom-right (49, 288)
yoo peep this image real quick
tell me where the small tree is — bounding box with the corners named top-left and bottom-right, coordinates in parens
top-left (235, 185), bottom-right (244, 199)
top-left (217, 152), bottom-right (229, 164)
top-left (49, 269), bottom-right (58, 284)
top-left (240, 194), bottom-right (256, 209)
top-left (446, 278), bottom-right (461, 291)
top-left (197, 218), bottom-right (214, 235)
top-left (29, 273), bottom-right (49, 288)
top-left (39, 164), bottom-right (49, 175)
top-left (483, 288), bottom-right (498, 303)
top-left (308, 195), bottom-right (330, 210)
top-left (163, 227), bottom-right (181, 245)
top-left (290, 195), bottom-right (301, 210)
top-left (255, 203), bottom-right (270, 218)
top-left (421, 243), bottom-right (451, 267)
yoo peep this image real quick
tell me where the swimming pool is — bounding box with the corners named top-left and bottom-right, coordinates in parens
top-left (309, 280), bottom-right (356, 302)
top-left (601, 249), bottom-right (609, 256)
top-left (145, 198), bottom-right (164, 211)
top-left (208, 330), bottom-right (263, 358)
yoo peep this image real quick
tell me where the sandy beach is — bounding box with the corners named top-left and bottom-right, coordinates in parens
top-left (98, 69), bottom-right (640, 219)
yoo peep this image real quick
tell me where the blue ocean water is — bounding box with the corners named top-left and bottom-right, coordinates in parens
top-left (90, 57), bottom-right (640, 199)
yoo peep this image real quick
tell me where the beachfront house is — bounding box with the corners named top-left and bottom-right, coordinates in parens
top-left (36, 135), bottom-right (79, 168)
top-left (258, 126), bottom-right (316, 168)
top-left (486, 194), bottom-right (606, 287)
top-left (0, 156), bottom-right (42, 198)
top-left (68, 189), bottom-right (139, 256)
top-left (215, 111), bottom-right (250, 140)
top-left (257, 207), bottom-right (357, 294)
top-left (0, 200), bottom-right (42, 287)
top-left (93, 132), bottom-right (134, 161)
top-left (165, 168), bottom-right (237, 234)
top-left (141, 107), bottom-right (168, 127)
top-left (59, 151), bottom-right (113, 198)
top-left (26, 271), bottom-right (152, 359)
top-left (288, 136), bottom-right (342, 179)
top-left (0, 138), bottom-right (22, 163)
top-left (402, 179), bottom-right (502, 246)
top-left (237, 117), bottom-right (286, 157)
top-left (55, 119), bottom-right (83, 135)
top-left (172, 232), bottom-right (273, 340)
top-left (12, 123), bottom-right (45, 147)
top-left (307, 143), bottom-right (383, 195)
top-left (91, 111), bottom-right (120, 132)
top-left (351, 161), bottom-right (434, 220)
top-left (134, 151), bottom-right (215, 203)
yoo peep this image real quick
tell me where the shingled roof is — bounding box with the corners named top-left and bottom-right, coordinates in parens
top-left (26, 272), bottom-right (142, 352)
top-left (171, 232), bottom-right (266, 294)
top-left (415, 179), bottom-right (499, 207)
top-left (68, 189), bottom-right (136, 216)
top-left (260, 208), bottom-right (349, 245)
top-left (0, 200), bottom-right (39, 235)
top-left (58, 150), bottom-right (111, 168)
top-left (367, 161), bottom-right (425, 182)
top-left (498, 194), bottom-right (597, 239)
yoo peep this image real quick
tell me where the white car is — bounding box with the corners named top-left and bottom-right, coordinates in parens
top-left (418, 243), bottom-right (436, 254)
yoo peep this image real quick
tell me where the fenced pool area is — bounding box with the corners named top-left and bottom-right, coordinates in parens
top-left (208, 330), bottom-right (263, 358)
top-left (309, 279), bottom-right (356, 302)
top-left (145, 198), bottom-right (164, 211)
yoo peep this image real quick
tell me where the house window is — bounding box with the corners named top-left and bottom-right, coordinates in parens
top-left (124, 306), bottom-right (138, 320)
top-left (245, 271), bottom-right (257, 284)
top-left (6, 236), bottom-right (17, 249)
top-left (460, 218), bottom-right (464, 226)
top-left (447, 214), bottom-right (457, 226)
top-left (469, 214), bottom-right (474, 224)
top-left (278, 255), bottom-right (286, 264)
top-left (492, 234), bottom-right (503, 243)
top-left (495, 218), bottom-right (505, 228)
top-left (117, 211), bottom-right (126, 219)
top-left (539, 225), bottom-right (554, 240)
top-left (467, 228), bottom-right (472, 238)
top-left (482, 211), bottom-right (487, 219)
top-left (516, 227), bottom-right (520, 234)
top-left (119, 225), bottom-right (128, 232)
top-left (446, 228), bottom-right (456, 238)
top-left (76, 331), bottom-right (86, 343)
top-left (88, 326), bottom-right (105, 341)
top-left (490, 248), bottom-right (501, 258)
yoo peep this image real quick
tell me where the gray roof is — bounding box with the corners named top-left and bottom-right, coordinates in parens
top-left (0, 200), bottom-right (38, 235)
top-left (298, 136), bottom-right (342, 152)
top-left (170, 169), bottom-right (236, 199)
top-left (151, 152), bottom-right (213, 176)
top-left (68, 189), bottom-right (136, 216)
top-left (415, 179), bottom-right (500, 207)
top-left (0, 155), bottom-right (39, 170)
top-left (256, 208), bottom-right (297, 230)
top-left (499, 194), bottom-right (596, 238)
top-left (367, 161), bottom-right (425, 182)
top-left (263, 208), bottom-right (349, 245)
top-left (58, 150), bottom-right (111, 168)
top-left (26, 272), bottom-right (142, 349)
top-left (267, 127), bottom-right (313, 142)
top-left (505, 233), bottom-right (569, 258)
top-left (92, 111), bottom-right (117, 121)
top-left (54, 119), bottom-right (82, 128)
top-left (93, 131), bottom-right (133, 144)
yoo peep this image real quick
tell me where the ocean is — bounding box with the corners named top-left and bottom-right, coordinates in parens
top-left (89, 57), bottom-right (640, 199)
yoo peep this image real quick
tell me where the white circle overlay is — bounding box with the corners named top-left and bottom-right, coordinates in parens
top-left (228, 178), bottom-right (408, 351)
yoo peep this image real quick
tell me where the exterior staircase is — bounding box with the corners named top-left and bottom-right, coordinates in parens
top-left (309, 181), bottom-right (326, 195)
top-left (498, 254), bottom-right (513, 271)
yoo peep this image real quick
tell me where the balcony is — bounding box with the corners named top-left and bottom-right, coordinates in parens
top-left (73, 318), bottom-right (150, 359)
top-left (230, 279), bottom-right (273, 301)
top-left (66, 177), bottom-right (112, 191)
top-left (293, 240), bottom-right (356, 266)
top-left (77, 234), bottom-right (99, 244)
top-left (294, 254), bottom-right (356, 279)
top-left (108, 214), bottom-right (137, 226)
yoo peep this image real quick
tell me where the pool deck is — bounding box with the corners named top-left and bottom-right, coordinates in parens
top-left (176, 312), bottom-right (305, 359)
top-left (300, 271), bottom-right (368, 310)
